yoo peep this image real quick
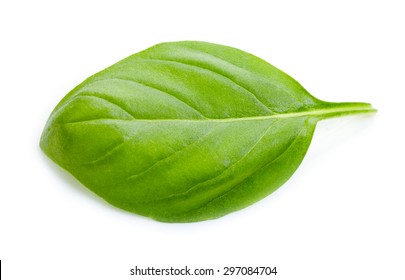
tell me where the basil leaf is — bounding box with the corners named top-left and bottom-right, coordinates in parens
top-left (40, 41), bottom-right (376, 222)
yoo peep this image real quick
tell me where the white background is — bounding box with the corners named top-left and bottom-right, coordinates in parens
top-left (1, 1), bottom-right (404, 279)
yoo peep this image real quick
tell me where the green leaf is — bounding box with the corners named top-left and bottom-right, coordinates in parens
top-left (40, 41), bottom-right (376, 222)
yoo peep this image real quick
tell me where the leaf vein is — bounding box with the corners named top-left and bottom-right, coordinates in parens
top-left (78, 93), bottom-right (136, 119)
top-left (122, 125), bottom-right (221, 182)
top-left (82, 141), bottom-right (125, 166)
top-left (180, 46), bottom-right (304, 107)
top-left (153, 120), bottom-right (281, 203)
top-left (190, 125), bottom-right (307, 213)
top-left (98, 77), bottom-right (208, 118)
top-left (140, 58), bottom-right (275, 114)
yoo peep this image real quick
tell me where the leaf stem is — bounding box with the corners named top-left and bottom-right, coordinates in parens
top-left (314, 102), bottom-right (377, 120)
top-left (214, 102), bottom-right (377, 122)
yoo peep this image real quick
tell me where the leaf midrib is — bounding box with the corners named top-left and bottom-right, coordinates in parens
top-left (63, 104), bottom-right (376, 125)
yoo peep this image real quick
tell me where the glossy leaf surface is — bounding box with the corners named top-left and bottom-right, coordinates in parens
top-left (40, 41), bottom-right (376, 222)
